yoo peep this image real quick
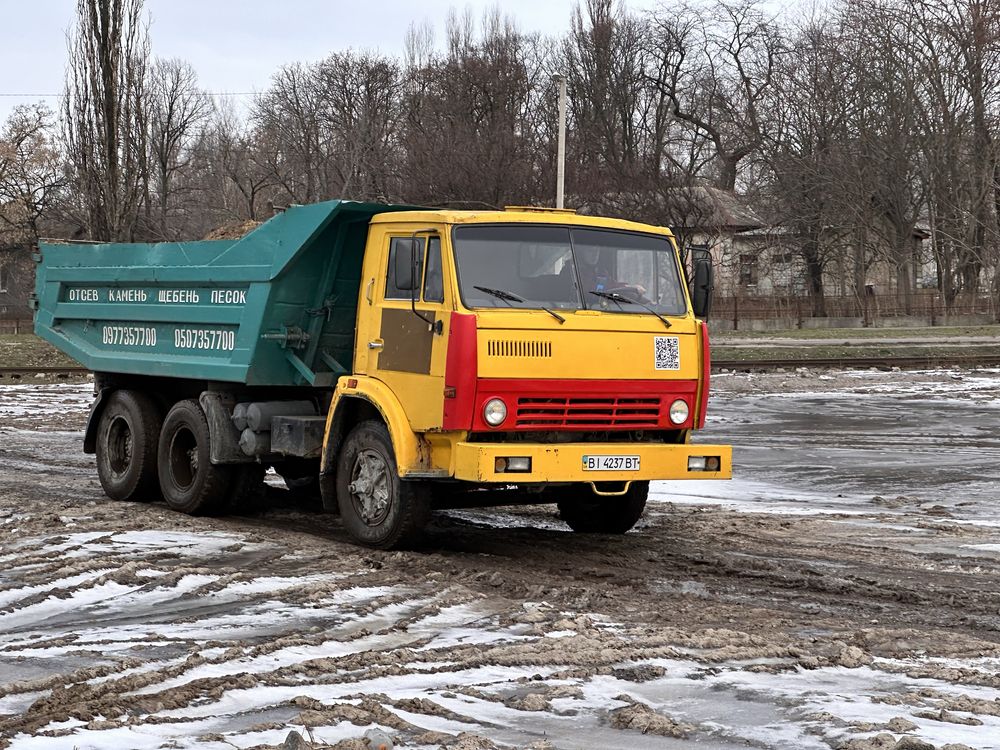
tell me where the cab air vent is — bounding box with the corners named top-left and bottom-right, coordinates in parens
top-left (486, 340), bottom-right (553, 358)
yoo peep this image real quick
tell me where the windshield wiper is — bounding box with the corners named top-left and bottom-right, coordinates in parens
top-left (473, 285), bottom-right (565, 324)
top-left (474, 285), bottom-right (522, 304)
top-left (589, 290), bottom-right (671, 329)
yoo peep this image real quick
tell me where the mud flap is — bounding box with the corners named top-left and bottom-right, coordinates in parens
top-left (319, 408), bottom-right (345, 514)
top-left (82, 388), bottom-right (109, 455)
top-left (199, 391), bottom-right (253, 464)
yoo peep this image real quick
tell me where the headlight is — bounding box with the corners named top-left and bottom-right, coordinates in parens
top-left (483, 398), bottom-right (507, 427)
top-left (669, 398), bottom-right (689, 425)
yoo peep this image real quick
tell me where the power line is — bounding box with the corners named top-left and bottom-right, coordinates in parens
top-left (0, 91), bottom-right (257, 98)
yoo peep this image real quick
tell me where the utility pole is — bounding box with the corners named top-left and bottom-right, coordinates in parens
top-left (554, 74), bottom-right (567, 209)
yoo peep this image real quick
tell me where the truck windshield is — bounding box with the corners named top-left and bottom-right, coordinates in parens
top-left (452, 224), bottom-right (687, 316)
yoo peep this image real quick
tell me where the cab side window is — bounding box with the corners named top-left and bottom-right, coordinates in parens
top-left (385, 236), bottom-right (444, 302)
top-left (385, 237), bottom-right (425, 300)
top-left (423, 239), bottom-right (444, 302)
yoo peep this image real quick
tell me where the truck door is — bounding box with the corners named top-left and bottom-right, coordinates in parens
top-left (366, 232), bottom-right (449, 430)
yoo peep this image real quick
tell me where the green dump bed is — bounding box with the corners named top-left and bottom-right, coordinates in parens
top-left (34, 201), bottom-right (409, 387)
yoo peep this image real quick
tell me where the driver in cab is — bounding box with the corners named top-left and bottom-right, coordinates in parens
top-left (565, 247), bottom-right (646, 300)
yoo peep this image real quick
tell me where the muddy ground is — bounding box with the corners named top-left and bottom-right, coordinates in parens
top-left (0, 370), bottom-right (998, 750)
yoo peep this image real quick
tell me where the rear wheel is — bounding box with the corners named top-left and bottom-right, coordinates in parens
top-left (158, 400), bottom-right (232, 515)
top-left (276, 458), bottom-right (320, 499)
top-left (226, 463), bottom-right (267, 511)
top-left (556, 481), bottom-right (649, 534)
top-left (336, 420), bottom-right (429, 549)
top-left (95, 390), bottom-right (162, 502)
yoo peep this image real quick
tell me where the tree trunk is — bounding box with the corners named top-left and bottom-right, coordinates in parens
top-left (717, 153), bottom-right (739, 193)
top-left (802, 235), bottom-right (826, 317)
top-left (854, 227), bottom-right (867, 322)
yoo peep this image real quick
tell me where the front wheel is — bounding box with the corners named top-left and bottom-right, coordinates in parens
top-left (556, 481), bottom-right (649, 534)
top-left (336, 420), bottom-right (429, 549)
top-left (157, 400), bottom-right (232, 515)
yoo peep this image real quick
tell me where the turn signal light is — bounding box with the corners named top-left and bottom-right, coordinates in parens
top-left (688, 456), bottom-right (721, 472)
top-left (495, 456), bottom-right (531, 473)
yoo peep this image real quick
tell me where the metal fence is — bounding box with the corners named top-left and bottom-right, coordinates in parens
top-left (0, 319), bottom-right (31, 335)
top-left (1, 295), bottom-right (995, 337)
top-left (713, 292), bottom-right (998, 327)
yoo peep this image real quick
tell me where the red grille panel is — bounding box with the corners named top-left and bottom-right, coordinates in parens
top-left (515, 395), bottom-right (661, 427)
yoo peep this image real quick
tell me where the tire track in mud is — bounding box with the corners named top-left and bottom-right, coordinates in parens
top-left (0, 519), bottom-right (985, 746)
top-left (400, 509), bottom-right (1000, 643)
top-left (0, 528), bottom-right (549, 748)
top-left (2, 378), bottom-right (1000, 748)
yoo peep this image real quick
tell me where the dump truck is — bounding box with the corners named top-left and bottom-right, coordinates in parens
top-left (33, 200), bottom-right (731, 548)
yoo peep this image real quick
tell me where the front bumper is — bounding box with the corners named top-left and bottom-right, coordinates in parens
top-left (451, 441), bottom-right (731, 483)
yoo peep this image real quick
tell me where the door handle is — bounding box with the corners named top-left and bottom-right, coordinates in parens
top-left (368, 339), bottom-right (384, 350)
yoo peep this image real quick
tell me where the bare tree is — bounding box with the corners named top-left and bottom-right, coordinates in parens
top-left (401, 8), bottom-right (552, 207)
top-left (252, 50), bottom-right (403, 204)
top-left (147, 58), bottom-right (212, 238)
top-left (313, 51), bottom-right (404, 200)
top-left (252, 63), bottom-right (323, 204)
top-left (0, 104), bottom-right (66, 242)
top-left (907, 0), bottom-right (1000, 311)
top-left (564, 1), bottom-right (730, 246)
top-left (566, 0), bottom-right (651, 180)
top-left (194, 103), bottom-right (271, 223)
top-left (843, 1), bottom-right (928, 314)
top-left (648, 0), bottom-right (782, 191)
top-left (62, 0), bottom-right (151, 241)
top-left (28, 0), bottom-right (1000, 321)
top-left (763, 13), bottom-right (854, 316)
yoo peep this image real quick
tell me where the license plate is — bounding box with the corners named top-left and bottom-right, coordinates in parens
top-left (582, 455), bottom-right (641, 471)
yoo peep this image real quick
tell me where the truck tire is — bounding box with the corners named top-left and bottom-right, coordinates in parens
top-left (556, 481), bottom-right (649, 534)
top-left (95, 390), bottom-right (162, 502)
top-left (226, 463), bottom-right (266, 512)
top-left (276, 459), bottom-right (320, 500)
top-left (336, 420), bottom-right (429, 549)
top-left (158, 400), bottom-right (233, 515)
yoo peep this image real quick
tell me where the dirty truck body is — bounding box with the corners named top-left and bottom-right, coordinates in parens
top-left (34, 200), bottom-right (731, 548)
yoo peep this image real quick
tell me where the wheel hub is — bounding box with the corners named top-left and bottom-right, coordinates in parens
top-left (107, 416), bottom-right (133, 476)
top-left (348, 449), bottom-right (390, 525)
top-left (168, 427), bottom-right (199, 490)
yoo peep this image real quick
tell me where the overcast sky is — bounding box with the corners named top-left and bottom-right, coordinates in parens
top-left (0, 0), bottom-right (674, 123)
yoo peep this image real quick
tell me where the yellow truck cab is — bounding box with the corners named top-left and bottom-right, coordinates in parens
top-left (35, 201), bottom-right (730, 549)
top-left (322, 206), bottom-right (730, 546)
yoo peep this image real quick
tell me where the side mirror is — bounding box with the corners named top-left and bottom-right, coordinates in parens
top-left (394, 239), bottom-right (417, 291)
top-left (691, 248), bottom-right (714, 319)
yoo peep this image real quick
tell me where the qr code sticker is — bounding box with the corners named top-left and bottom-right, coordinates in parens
top-left (654, 336), bottom-right (680, 370)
